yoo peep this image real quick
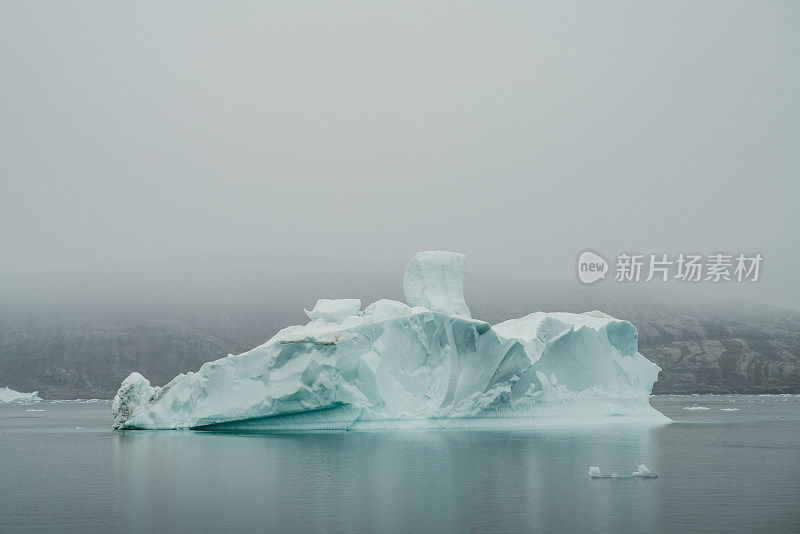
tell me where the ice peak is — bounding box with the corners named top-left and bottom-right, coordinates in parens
top-left (304, 299), bottom-right (361, 322)
top-left (402, 251), bottom-right (471, 319)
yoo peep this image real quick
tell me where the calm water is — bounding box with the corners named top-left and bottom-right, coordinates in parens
top-left (1, 396), bottom-right (799, 533)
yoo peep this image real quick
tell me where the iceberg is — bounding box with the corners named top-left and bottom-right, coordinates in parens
top-left (633, 464), bottom-right (658, 478)
top-left (0, 387), bottom-right (42, 404)
top-left (113, 250), bottom-right (668, 430)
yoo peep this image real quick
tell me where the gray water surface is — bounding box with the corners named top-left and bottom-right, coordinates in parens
top-left (1, 396), bottom-right (798, 533)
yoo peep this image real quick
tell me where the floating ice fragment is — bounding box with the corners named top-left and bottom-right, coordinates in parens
top-left (720, 408), bottom-right (740, 412)
top-left (683, 406), bottom-right (710, 410)
top-left (589, 464), bottom-right (658, 478)
top-left (589, 467), bottom-right (621, 478)
top-left (632, 464), bottom-right (657, 478)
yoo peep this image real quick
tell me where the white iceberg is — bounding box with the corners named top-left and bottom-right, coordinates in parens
top-left (632, 464), bottom-right (658, 478)
top-left (0, 387), bottom-right (42, 404)
top-left (588, 466), bottom-right (604, 478)
top-left (113, 251), bottom-right (668, 430)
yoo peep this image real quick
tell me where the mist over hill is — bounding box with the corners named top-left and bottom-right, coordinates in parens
top-left (1, 258), bottom-right (798, 398)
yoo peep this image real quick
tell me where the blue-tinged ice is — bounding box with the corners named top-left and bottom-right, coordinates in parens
top-left (402, 251), bottom-right (471, 318)
top-left (113, 251), bottom-right (668, 430)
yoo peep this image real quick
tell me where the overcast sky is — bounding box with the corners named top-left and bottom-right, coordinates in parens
top-left (1, 1), bottom-right (798, 309)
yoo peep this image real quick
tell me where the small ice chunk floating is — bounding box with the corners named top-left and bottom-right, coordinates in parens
top-left (589, 464), bottom-right (658, 479)
top-left (113, 251), bottom-right (669, 430)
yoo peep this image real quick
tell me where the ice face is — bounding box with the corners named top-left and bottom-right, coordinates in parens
top-left (493, 311), bottom-right (660, 395)
top-left (114, 310), bottom-right (526, 429)
top-left (112, 372), bottom-right (155, 428)
top-left (402, 251), bottom-right (471, 318)
top-left (113, 251), bottom-right (668, 430)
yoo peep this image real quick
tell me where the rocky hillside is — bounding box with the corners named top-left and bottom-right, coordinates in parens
top-left (1, 269), bottom-right (798, 398)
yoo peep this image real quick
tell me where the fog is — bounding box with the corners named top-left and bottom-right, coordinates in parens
top-left (1, 1), bottom-right (798, 310)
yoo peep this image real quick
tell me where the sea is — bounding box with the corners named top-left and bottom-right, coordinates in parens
top-left (1, 395), bottom-right (798, 533)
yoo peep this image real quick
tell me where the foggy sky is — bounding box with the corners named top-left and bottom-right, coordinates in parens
top-left (1, 1), bottom-right (799, 310)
